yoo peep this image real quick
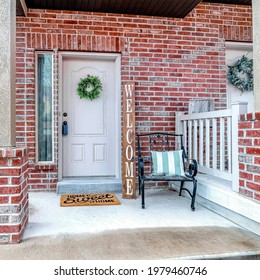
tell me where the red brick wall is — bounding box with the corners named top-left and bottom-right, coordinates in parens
top-left (15, 3), bottom-right (252, 191)
top-left (238, 112), bottom-right (260, 203)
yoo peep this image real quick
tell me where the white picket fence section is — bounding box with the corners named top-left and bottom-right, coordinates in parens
top-left (175, 102), bottom-right (248, 192)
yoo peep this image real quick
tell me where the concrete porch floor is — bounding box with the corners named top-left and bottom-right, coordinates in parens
top-left (0, 188), bottom-right (260, 260)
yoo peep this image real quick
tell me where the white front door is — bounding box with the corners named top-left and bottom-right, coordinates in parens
top-left (62, 56), bottom-right (118, 177)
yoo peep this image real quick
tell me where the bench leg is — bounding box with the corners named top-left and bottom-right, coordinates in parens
top-left (191, 179), bottom-right (197, 211)
top-left (179, 181), bottom-right (184, 196)
top-left (141, 179), bottom-right (145, 209)
top-left (138, 175), bottom-right (141, 195)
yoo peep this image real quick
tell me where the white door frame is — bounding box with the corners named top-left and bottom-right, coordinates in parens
top-left (225, 42), bottom-right (253, 109)
top-left (58, 52), bottom-right (121, 181)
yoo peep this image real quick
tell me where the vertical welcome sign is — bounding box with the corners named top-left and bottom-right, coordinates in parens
top-left (122, 82), bottom-right (136, 199)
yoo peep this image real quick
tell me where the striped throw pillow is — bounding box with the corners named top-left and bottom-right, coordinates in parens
top-left (151, 150), bottom-right (185, 176)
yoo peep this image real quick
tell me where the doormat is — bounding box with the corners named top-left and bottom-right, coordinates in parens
top-left (60, 193), bottom-right (121, 207)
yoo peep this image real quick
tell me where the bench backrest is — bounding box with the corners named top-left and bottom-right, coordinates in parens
top-left (137, 132), bottom-right (187, 173)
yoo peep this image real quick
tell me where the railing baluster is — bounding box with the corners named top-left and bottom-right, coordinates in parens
top-left (199, 119), bottom-right (204, 166)
top-left (188, 120), bottom-right (192, 158)
top-left (205, 119), bottom-right (210, 168)
top-left (220, 117), bottom-right (225, 171)
top-left (183, 120), bottom-right (187, 152)
top-left (193, 120), bottom-right (198, 161)
top-left (227, 116), bottom-right (232, 173)
top-left (212, 118), bottom-right (217, 169)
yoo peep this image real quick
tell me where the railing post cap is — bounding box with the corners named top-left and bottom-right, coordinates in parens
top-left (231, 101), bottom-right (248, 106)
top-left (231, 102), bottom-right (248, 115)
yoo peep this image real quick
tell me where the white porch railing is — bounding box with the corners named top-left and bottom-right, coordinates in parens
top-left (175, 102), bottom-right (248, 192)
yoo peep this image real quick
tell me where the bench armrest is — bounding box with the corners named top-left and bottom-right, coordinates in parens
top-left (185, 159), bottom-right (198, 178)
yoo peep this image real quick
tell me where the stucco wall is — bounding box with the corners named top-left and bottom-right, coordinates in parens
top-left (15, 3), bottom-right (252, 191)
top-left (0, 0), bottom-right (16, 146)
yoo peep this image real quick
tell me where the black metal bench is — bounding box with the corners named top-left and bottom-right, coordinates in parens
top-left (137, 132), bottom-right (198, 211)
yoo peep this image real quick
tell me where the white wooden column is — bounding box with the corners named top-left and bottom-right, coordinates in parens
top-left (175, 112), bottom-right (184, 150)
top-left (253, 0), bottom-right (260, 111)
top-left (0, 0), bottom-right (16, 146)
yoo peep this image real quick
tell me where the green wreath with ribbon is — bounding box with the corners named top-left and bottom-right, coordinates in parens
top-left (77, 75), bottom-right (103, 100)
top-left (227, 55), bottom-right (253, 93)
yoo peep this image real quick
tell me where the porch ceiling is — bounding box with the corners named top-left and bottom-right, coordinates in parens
top-left (204, 0), bottom-right (251, 4)
top-left (17, 0), bottom-right (251, 18)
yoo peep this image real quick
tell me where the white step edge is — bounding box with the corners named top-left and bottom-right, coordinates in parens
top-left (171, 174), bottom-right (260, 236)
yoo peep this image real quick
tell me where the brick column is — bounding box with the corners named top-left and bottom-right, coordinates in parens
top-left (238, 112), bottom-right (260, 202)
top-left (0, 147), bottom-right (29, 243)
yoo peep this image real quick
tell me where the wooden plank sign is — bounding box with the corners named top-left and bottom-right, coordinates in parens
top-left (122, 82), bottom-right (136, 199)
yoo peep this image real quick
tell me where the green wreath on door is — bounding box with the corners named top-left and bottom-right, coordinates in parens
top-left (77, 74), bottom-right (103, 100)
top-left (227, 55), bottom-right (253, 93)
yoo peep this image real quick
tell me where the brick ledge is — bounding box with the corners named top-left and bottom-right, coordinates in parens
top-left (0, 146), bottom-right (29, 158)
top-left (239, 112), bottom-right (260, 121)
